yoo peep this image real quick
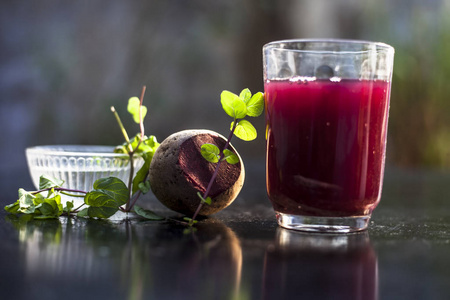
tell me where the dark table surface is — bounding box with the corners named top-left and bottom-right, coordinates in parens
top-left (1, 163), bottom-right (449, 300)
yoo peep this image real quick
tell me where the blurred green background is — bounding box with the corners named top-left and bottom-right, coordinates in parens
top-left (1, 0), bottom-right (450, 202)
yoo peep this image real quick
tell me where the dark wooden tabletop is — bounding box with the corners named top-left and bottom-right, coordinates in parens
top-left (1, 162), bottom-right (449, 300)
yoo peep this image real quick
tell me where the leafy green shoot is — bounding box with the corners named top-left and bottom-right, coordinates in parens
top-left (5, 86), bottom-right (163, 221)
top-left (190, 88), bottom-right (264, 226)
top-left (221, 91), bottom-right (248, 119)
top-left (39, 175), bottom-right (64, 190)
top-left (133, 205), bottom-right (164, 220)
top-left (82, 177), bottom-right (129, 218)
top-left (222, 149), bottom-right (239, 164)
top-left (127, 97), bottom-right (148, 124)
top-left (109, 87), bottom-right (162, 213)
top-left (4, 186), bottom-right (64, 219)
top-left (197, 192), bottom-right (212, 205)
top-left (4, 86), bottom-right (263, 227)
top-left (200, 143), bottom-right (221, 163)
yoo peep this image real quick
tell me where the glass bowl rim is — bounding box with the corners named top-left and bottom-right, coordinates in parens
top-left (25, 145), bottom-right (135, 158)
top-left (263, 38), bottom-right (394, 54)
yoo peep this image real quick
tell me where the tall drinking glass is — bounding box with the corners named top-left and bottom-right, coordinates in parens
top-left (263, 39), bottom-right (394, 233)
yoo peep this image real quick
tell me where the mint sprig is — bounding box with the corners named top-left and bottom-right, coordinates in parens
top-left (5, 86), bottom-right (162, 221)
top-left (4, 87), bottom-right (264, 228)
top-left (189, 88), bottom-right (264, 226)
top-left (79, 177), bottom-right (129, 218)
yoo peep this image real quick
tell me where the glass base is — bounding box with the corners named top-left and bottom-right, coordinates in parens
top-left (276, 212), bottom-right (371, 233)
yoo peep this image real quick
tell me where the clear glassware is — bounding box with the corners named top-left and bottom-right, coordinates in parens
top-left (263, 39), bottom-right (394, 233)
top-left (26, 145), bottom-right (143, 207)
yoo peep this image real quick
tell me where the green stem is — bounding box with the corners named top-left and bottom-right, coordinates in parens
top-left (124, 86), bottom-right (147, 212)
top-left (32, 187), bottom-right (88, 195)
top-left (60, 191), bottom-right (86, 198)
top-left (128, 191), bottom-right (141, 210)
top-left (189, 119), bottom-right (239, 225)
top-left (139, 86), bottom-right (146, 140)
top-left (125, 152), bottom-right (134, 211)
top-left (72, 203), bottom-right (86, 212)
top-left (111, 106), bottom-right (133, 153)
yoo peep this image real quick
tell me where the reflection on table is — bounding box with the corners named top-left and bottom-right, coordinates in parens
top-left (2, 166), bottom-right (450, 299)
top-left (6, 214), bottom-right (243, 299)
top-left (263, 229), bottom-right (378, 300)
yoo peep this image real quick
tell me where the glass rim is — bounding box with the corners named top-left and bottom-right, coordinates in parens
top-left (263, 38), bottom-right (395, 54)
top-left (25, 145), bottom-right (132, 158)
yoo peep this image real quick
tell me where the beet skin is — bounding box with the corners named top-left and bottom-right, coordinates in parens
top-left (149, 129), bottom-right (245, 216)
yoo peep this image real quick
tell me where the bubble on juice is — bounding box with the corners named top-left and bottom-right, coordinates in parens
top-left (289, 76), bottom-right (315, 83)
top-left (315, 65), bottom-right (334, 79)
top-left (330, 77), bottom-right (341, 82)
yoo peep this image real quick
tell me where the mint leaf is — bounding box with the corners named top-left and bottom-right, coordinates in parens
top-left (239, 88), bottom-right (252, 102)
top-left (245, 92), bottom-right (264, 117)
top-left (39, 175), bottom-right (64, 190)
top-left (221, 91), bottom-right (247, 119)
top-left (127, 97), bottom-right (148, 124)
top-left (84, 177), bottom-right (128, 218)
top-left (222, 149), bottom-right (239, 164)
top-left (36, 200), bottom-right (61, 218)
top-left (18, 189), bottom-right (37, 214)
top-left (203, 197), bottom-right (212, 205)
top-left (231, 119), bottom-right (257, 141)
top-left (124, 134), bottom-right (142, 153)
top-left (143, 135), bottom-right (160, 153)
top-left (138, 181), bottom-right (151, 194)
top-left (33, 190), bottom-right (63, 218)
top-left (132, 153), bottom-right (151, 195)
top-left (135, 134), bottom-right (158, 154)
top-left (133, 205), bottom-right (164, 220)
top-left (4, 200), bottom-right (20, 214)
top-left (132, 136), bottom-right (159, 194)
top-left (84, 206), bottom-right (118, 219)
top-left (77, 205), bottom-right (114, 219)
top-left (77, 207), bottom-right (89, 217)
top-left (201, 143), bottom-right (220, 163)
top-left (117, 134), bottom-right (159, 155)
top-left (197, 192), bottom-right (212, 205)
top-left (90, 177), bottom-right (129, 206)
top-left (6, 188), bottom-right (64, 218)
top-left (64, 201), bottom-right (74, 214)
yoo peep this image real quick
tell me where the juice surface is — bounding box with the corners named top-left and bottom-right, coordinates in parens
top-left (265, 79), bottom-right (391, 217)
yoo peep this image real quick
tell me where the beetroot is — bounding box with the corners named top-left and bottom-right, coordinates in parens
top-left (149, 129), bottom-right (245, 216)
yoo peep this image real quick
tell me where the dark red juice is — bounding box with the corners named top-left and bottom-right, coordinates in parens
top-left (265, 79), bottom-right (390, 217)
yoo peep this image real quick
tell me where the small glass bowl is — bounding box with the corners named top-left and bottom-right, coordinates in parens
top-left (26, 145), bottom-right (143, 206)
